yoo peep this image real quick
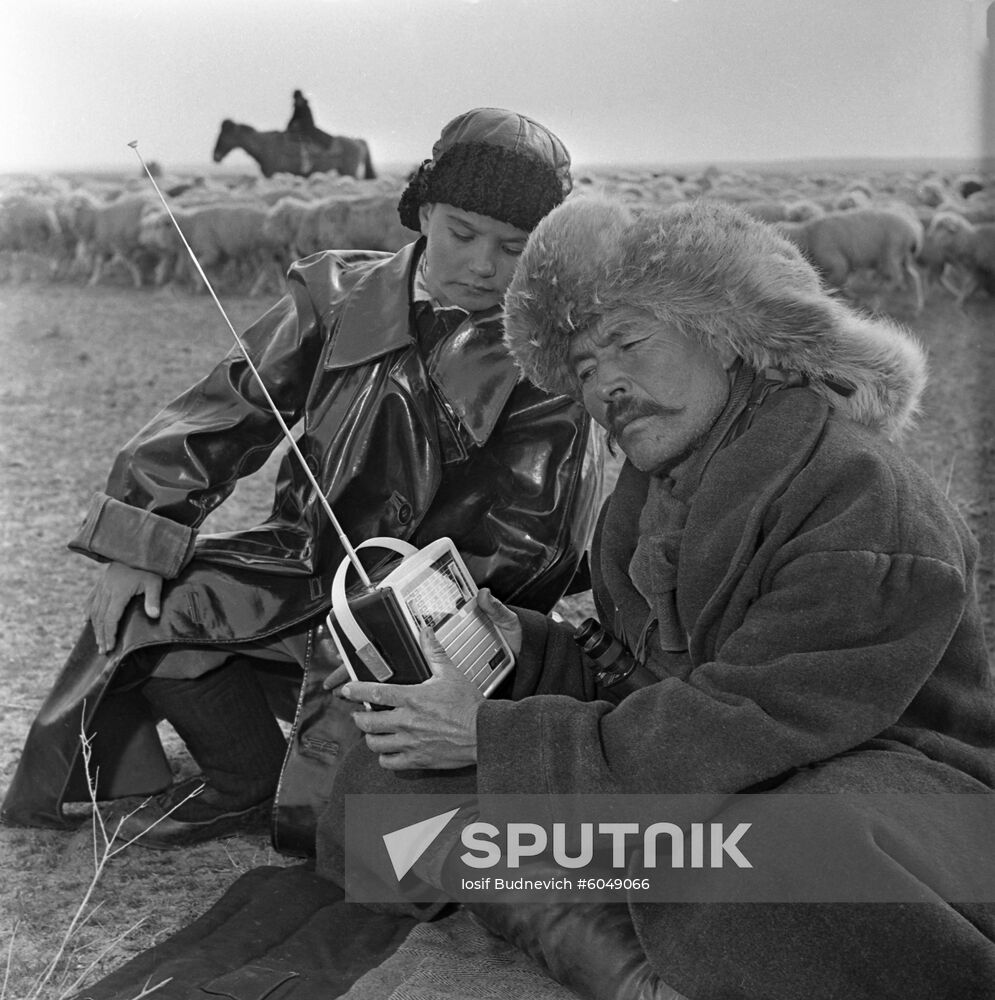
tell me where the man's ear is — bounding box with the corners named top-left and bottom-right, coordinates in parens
top-left (418, 203), bottom-right (434, 236)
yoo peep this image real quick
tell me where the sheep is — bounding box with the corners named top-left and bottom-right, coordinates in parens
top-left (294, 193), bottom-right (416, 256)
top-left (917, 210), bottom-right (967, 303)
top-left (700, 183), bottom-right (761, 204)
top-left (919, 211), bottom-right (995, 307)
top-left (292, 196), bottom-right (350, 257)
top-left (832, 187), bottom-right (873, 212)
top-left (51, 189), bottom-right (110, 280)
top-left (954, 175), bottom-right (985, 201)
top-left (641, 174), bottom-right (685, 203)
top-left (776, 208), bottom-right (925, 313)
top-left (328, 193), bottom-right (417, 252)
top-left (0, 193), bottom-right (62, 251)
top-left (255, 184), bottom-right (311, 207)
top-left (961, 191), bottom-right (995, 225)
top-left (915, 177), bottom-right (950, 209)
top-left (737, 198), bottom-right (824, 224)
top-left (261, 195), bottom-right (314, 263)
top-left (82, 193), bottom-right (158, 288)
top-left (0, 192), bottom-right (63, 281)
top-left (137, 207), bottom-right (185, 286)
top-left (139, 202), bottom-right (282, 294)
top-left (966, 224), bottom-right (995, 300)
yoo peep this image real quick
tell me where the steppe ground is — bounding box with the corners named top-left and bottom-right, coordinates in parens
top-left (1, 248), bottom-right (993, 996)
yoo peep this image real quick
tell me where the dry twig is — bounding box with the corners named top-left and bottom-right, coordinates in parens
top-left (3, 713), bottom-right (202, 1000)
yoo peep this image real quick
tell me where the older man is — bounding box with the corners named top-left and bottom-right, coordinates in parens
top-left (333, 197), bottom-right (995, 1000)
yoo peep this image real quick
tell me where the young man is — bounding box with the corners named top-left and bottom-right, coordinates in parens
top-left (1, 108), bottom-right (598, 850)
top-left (333, 197), bottom-right (995, 999)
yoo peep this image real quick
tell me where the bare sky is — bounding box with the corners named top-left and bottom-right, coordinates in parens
top-left (3, 0), bottom-right (992, 174)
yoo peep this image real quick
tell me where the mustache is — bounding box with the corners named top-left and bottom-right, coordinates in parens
top-left (605, 397), bottom-right (678, 436)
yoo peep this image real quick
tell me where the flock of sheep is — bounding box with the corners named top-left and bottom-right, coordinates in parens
top-left (0, 170), bottom-right (419, 297)
top-left (588, 166), bottom-right (995, 314)
top-left (0, 162), bottom-right (993, 312)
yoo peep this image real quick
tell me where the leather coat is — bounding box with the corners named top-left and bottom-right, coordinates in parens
top-left (3, 240), bottom-right (597, 829)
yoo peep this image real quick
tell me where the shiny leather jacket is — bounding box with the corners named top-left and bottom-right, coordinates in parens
top-left (2, 240), bottom-right (597, 831)
top-left (69, 240), bottom-right (597, 646)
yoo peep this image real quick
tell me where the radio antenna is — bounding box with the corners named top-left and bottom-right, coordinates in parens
top-left (128, 141), bottom-right (373, 588)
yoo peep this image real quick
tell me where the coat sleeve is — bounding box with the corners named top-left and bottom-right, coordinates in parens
top-left (412, 370), bottom-right (600, 612)
top-left (476, 385), bottom-right (601, 612)
top-left (476, 544), bottom-right (972, 798)
top-left (67, 263), bottom-right (329, 577)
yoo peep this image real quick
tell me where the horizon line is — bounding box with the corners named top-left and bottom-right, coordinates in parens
top-left (2, 153), bottom-right (994, 179)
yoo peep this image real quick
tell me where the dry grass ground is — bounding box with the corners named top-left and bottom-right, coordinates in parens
top-left (1, 272), bottom-right (993, 997)
top-left (0, 285), bottom-right (293, 998)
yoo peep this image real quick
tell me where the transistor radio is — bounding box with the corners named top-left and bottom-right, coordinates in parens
top-left (326, 536), bottom-right (516, 699)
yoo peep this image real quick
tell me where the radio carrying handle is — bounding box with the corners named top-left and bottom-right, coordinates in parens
top-left (331, 537), bottom-right (418, 678)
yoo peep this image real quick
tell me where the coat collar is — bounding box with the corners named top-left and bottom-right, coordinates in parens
top-left (324, 242), bottom-right (419, 367)
top-left (325, 239), bottom-right (519, 447)
top-left (596, 385), bottom-right (829, 667)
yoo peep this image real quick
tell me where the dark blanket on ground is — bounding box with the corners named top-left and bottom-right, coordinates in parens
top-left (75, 864), bottom-right (418, 1000)
top-left (74, 863), bottom-right (583, 1000)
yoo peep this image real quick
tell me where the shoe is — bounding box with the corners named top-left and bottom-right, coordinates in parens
top-left (109, 778), bottom-right (272, 850)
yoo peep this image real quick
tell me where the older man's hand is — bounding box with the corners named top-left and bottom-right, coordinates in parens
top-left (476, 586), bottom-right (523, 657)
top-left (341, 625), bottom-right (485, 770)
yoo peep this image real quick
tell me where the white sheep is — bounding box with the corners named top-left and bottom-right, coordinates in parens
top-left (0, 192), bottom-right (63, 250)
top-left (917, 210), bottom-right (965, 303)
top-left (52, 189), bottom-right (105, 279)
top-left (0, 192), bottom-right (63, 281)
top-left (292, 196), bottom-right (350, 257)
top-left (295, 193), bottom-right (416, 256)
top-left (261, 195), bottom-right (314, 263)
top-left (737, 198), bottom-right (824, 224)
top-left (962, 191), bottom-right (995, 225)
top-left (776, 207), bottom-right (925, 313)
top-left (915, 177), bottom-right (950, 209)
top-left (137, 207), bottom-right (183, 286)
top-left (82, 194), bottom-right (158, 288)
top-left (832, 187), bottom-right (873, 212)
top-left (140, 202), bottom-right (280, 294)
top-left (326, 193), bottom-right (418, 252)
top-left (919, 211), bottom-right (995, 307)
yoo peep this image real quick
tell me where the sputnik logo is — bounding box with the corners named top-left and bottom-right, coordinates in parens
top-left (382, 808), bottom-right (460, 881)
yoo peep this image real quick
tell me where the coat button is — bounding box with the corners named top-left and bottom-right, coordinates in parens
top-left (397, 502), bottom-right (412, 524)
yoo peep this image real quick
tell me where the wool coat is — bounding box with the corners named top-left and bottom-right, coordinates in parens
top-left (317, 372), bottom-right (995, 998)
top-left (476, 381), bottom-right (995, 1000)
top-left (2, 240), bottom-right (597, 830)
top-left (483, 384), bottom-right (995, 796)
top-left (318, 196), bottom-right (995, 999)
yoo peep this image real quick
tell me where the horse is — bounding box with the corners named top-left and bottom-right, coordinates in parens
top-left (212, 120), bottom-right (377, 179)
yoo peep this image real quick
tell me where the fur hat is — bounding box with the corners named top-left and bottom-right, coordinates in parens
top-left (504, 197), bottom-right (927, 440)
top-left (397, 107), bottom-right (572, 233)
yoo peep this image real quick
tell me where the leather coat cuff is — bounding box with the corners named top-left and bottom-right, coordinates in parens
top-left (67, 493), bottom-right (196, 579)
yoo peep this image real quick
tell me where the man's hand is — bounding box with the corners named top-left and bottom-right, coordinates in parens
top-left (85, 561), bottom-right (163, 655)
top-left (341, 627), bottom-right (485, 771)
top-left (322, 663), bottom-right (351, 692)
top-left (314, 623), bottom-right (347, 691)
top-left (476, 587), bottom-right (523, 657)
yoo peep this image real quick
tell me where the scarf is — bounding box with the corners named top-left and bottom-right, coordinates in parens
top-left (627, 362), bottom-right (786, 656)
